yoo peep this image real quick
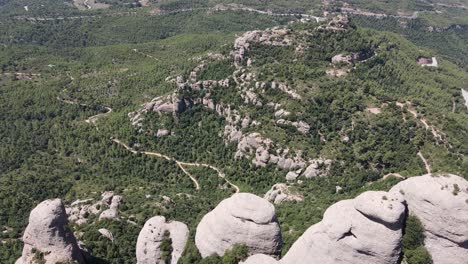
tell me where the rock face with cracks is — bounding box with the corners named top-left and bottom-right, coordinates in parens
top-left (136, 216), bottom-right (189, 264)
top-left (195, 193), bottom-right (282, 258)
top-left (281, 190), bottom-right (406, 264)
top-left (389, 174), bottom-right (468, 264)
top-left (16, 199), bottom-right (85, 264)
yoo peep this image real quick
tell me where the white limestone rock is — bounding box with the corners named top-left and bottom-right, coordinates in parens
top-left (156, 129), bottom-right (170, 137)
top-left (285, 171), bottom-right (299, 181)
top-left (389, 174), bottom-right (468, 264)
top-left (136, 216), bottom-right (189, 264)
top-left (281, 191), bottom-right (406, 264)
top-left (16, 199), bottom-right (85, 264)
top-left (195, 193), bottom-right (282, 258)
top-left (99, 208), bottom-right (119, 220)
top-left (98, 228), bottom-right (114, 242)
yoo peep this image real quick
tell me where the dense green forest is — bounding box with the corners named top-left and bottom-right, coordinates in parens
top-left (0, 0), bottom-right (466, 263)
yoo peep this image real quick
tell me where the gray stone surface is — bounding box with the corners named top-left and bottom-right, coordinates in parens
top-left (195, 193), bottom-right (282, 258)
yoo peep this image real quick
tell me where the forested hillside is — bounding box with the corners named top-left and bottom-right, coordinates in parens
top-left (0, 1), bottom-right (466, 263)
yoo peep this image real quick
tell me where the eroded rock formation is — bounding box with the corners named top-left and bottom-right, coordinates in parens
top-left (195, 193), bottom-right (282, 258)
top-left (136, 216), bottom-right (189, 264)
top-left (16, 199), bottom-right (86, 264)
top-left (281, 191), bottom-right (406, 264)
top-left (389, 174), bottom-right (468, 264)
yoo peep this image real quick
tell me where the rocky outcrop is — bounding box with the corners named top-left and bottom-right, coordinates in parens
top-left (66, 191), bottom-right (123, 224)
top-left (331, 53), bottom-right (354, 65)
top-left (281, 191), bottom-right (406, 264)
top-left (99, 192), bottom-right (122, 220)
top-left (276, 119), bottom-right (310, 134)
top-left (195, 193), bottom-right (282, 258)
top-left (389, 174), bottom-right (468, 264)
top-left (136, 216), bottom-right (189, 264)
top-left (143, 94), bottom-right (192, 115)
top-left (332, 51), bottom-right (373, 65)
top-left (301, 159), bottom-right (332, 178)
top-left (264, 184), bottom-right (303, 204)
top-left (16, 199), bottom-right (86, 264)
top-left (232, 28), bottom-right (293, 64)
top-left (462, 89), bottom-right (468, 110)
top-left (235, 132), bottom-right (332, 178)
top-left (319, 15), bottom-right (349, 31)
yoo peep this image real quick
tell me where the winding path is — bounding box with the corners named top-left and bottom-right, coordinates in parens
top-left (58, 93), bottom-right (239, 193)
top-left (57, 96), bottom-right (112, 129)
top-left (85, 106), bottom-right (113, 125)
top-left (112, 138), bottom-right (239, 193)
top-left (417, 151), bottom-right (432, 175)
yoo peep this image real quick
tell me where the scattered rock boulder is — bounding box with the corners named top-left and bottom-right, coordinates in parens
top-left (195, 193), bottom-right (282, 258)
top-left (16, 199), bottom-right (86, 264)
top-left (98, 228), bottom-right (114, 242)
top-left (389, 174), bottom-right (468, 264)
top-left (281, 191), bottom-right (406, 264)
top-left (156, 129), bottom-right (170, 137)
top-left (136, 216), bottom-right (189, 264)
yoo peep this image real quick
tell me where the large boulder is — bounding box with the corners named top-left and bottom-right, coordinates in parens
top-left (16, 199), bottom-right (85, 264)
top-left (195, 193), bottom-right (282, 258)
top-left (136, 216), bottom-right (189, 264)
top-left (389, 174), bottom-right (468, 264)
top-left (281, 191), bottom-right (406, 264)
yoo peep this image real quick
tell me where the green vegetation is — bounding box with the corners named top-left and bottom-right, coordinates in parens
top-left (402, 215), bottom-right (433, 264)
top-left (160, 230), bottom-right (173, 263)
top-left (0, 0), bottom-right (466, 263)
top-left (201, 244), bottom-right (249, 264)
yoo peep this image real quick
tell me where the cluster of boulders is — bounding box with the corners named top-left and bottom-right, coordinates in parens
top-left (318, 15), bottom-right (349, 31)
top-left (232, 28), bottom-right (293, 65)
top-left (264, 183), bottom-right (303, 204)
top-left (14, 174), bottom-right (468, 264)
top-left (276, 119), bottom-right (310, 134)
top-left (234, 132), bottom-right (332, 179)
top-left (331, 51), bottom-right (374, 65)
top-left (250, 80), bottom-right (302, 100)
top-left (127, 25), bottom-right (320, 180)
top-left (66, 191), bottom-right (123, 225)
top-left (99, 192), bottom-right (123, 220)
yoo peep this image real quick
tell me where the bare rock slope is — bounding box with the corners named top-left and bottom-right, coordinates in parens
top-left (136, 216), bottom-right (189, 264)
top-left (16, 199), bottom-right (85, 264)
top-left (195, 193), bottom-right (282, 258)
top-left (246, 174), bottom-right (467, 264)
top-left (389, 174), bottom-right (468, 264)
top-left (281, 190), bottom-right (406, 264)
